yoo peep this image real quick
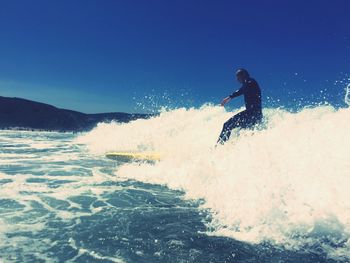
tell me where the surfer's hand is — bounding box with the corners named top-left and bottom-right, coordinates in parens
top-left (221, 97), bottom-right (231, 106)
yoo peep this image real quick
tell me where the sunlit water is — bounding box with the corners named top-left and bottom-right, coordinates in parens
top-left (1, 105), bottom-right (350, 262)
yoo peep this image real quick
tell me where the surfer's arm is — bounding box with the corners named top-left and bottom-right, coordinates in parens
top-left (229, 87), bottom-right (244, 99)
top-left (221, 86), bottom-right (244, 106)
top-left (221, 96), bottom-right (231, 106)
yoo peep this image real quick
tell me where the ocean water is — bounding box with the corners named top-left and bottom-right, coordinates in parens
top-left (1, 105), bottom-right (350, 263)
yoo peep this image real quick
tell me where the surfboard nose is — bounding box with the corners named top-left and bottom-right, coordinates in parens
top-left (106, 151), bottom-right (161, 162)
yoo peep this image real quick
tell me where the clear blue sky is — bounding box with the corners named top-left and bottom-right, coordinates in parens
top-left (0, 0), bottom-right (349, 113)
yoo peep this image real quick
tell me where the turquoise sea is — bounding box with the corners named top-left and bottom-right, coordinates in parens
top-left (1, 105), bottom-right (350, 262)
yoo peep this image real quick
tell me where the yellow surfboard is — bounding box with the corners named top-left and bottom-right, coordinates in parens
top-left (105, 151), bottom-right (161, 162)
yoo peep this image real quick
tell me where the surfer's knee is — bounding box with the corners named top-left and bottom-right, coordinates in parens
top-left (223, 120), bottom-right (232, 131)
top-left (224, 116), bottom-right (240, 129)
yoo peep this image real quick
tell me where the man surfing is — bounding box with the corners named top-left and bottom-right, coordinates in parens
top-left (217, 68), bottom-right (263, 144)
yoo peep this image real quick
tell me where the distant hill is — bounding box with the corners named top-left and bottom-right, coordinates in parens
top-left (0, 96), bottom-right (152, 132)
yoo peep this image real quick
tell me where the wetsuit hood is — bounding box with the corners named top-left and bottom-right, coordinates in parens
top-left (236, 68), bottom-right (250, 82)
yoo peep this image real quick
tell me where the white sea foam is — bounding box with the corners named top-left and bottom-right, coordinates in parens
top-left (80, 104), bottom-right (350, 260)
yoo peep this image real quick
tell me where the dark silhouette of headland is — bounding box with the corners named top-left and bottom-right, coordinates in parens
top-left (0, 96), bottom-right (151, 132)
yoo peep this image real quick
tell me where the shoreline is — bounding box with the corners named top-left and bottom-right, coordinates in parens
top-left (0, 96), bottom-right (154, 133)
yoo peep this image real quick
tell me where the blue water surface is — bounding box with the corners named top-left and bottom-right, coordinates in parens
top-left (0, 131), bottom-right (343, 262)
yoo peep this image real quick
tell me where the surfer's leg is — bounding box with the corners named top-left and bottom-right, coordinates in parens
top-left (217, 112), bottom-right (246, 144)
top-left (245, 112), bottom-right (263, 130)
top-left (217, 119), bottom-right (235, 144)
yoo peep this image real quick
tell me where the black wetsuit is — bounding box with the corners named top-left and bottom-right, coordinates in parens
top-left (218, 78), bottom-right (263, 144)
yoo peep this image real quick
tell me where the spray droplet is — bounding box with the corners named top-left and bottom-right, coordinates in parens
top-left (345, 84), bottom-right (350, 106)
